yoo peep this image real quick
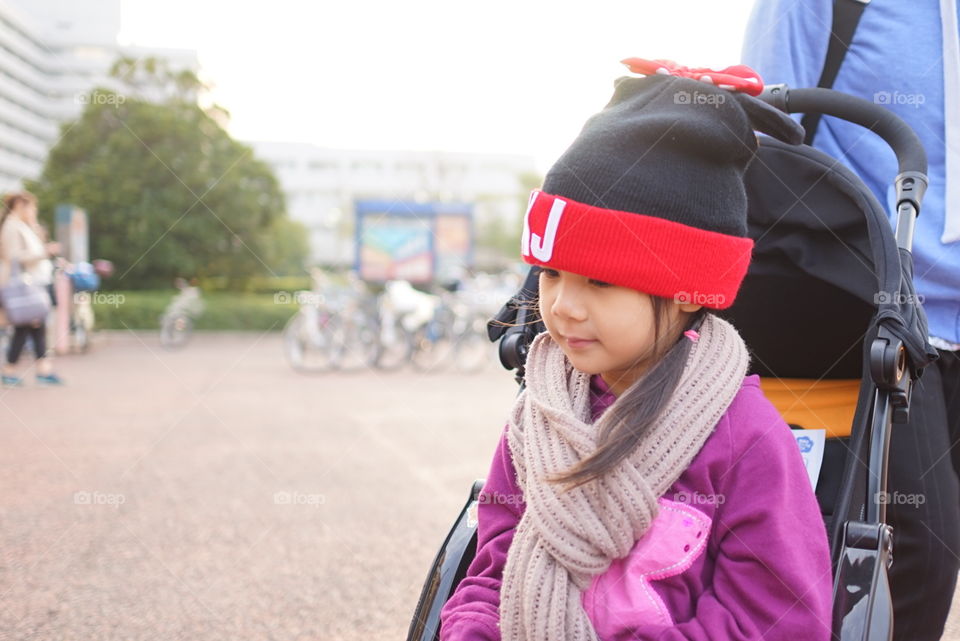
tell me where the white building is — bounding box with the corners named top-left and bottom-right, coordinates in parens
top-left (0, 0), bottom-right (197, 192)
top-left (249, 141), bottom-right (537, 266)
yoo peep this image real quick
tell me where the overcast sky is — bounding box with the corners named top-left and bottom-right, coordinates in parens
top-left (119, 1), bottom-right (761, 172)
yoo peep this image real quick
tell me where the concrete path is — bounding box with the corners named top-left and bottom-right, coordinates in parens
top-left (0, 331), bottom-right (957, 640)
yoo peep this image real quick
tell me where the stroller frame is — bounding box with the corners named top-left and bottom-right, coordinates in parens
top-left (407, 84), bottom-right (933, 641)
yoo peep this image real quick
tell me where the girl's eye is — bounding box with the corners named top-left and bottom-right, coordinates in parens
top-left (589, 279), bottom-right (612, 288)
top-left (540, 268), bottom-right (560, 279)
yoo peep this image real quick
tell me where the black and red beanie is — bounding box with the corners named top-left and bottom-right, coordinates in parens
top-left (521, 64), bottom-right (804, 309)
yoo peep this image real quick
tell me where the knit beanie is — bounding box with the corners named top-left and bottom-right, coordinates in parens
top-left (521, 68), bottom-right (804, 309)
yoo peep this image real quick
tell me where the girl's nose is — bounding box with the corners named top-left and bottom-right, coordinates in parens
top-left (551, 281), bottom-right (588, 322)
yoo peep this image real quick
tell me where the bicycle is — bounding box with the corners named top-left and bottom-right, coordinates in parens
top-left (373, 280), bottom-right (437, 371)
top-left (159, 279), bottom-right (204, 350)
top-left (282, 273), bottom-right (379, 373)
top-left (282, 290), bottom-right (338, 372)
top-left (60, 258), bottom-right (112, 353)
top-left (409, 289), bottom-right (492, 374)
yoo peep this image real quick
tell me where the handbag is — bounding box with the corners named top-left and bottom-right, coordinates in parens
top-left (0, 260), bottom-right (51, 325)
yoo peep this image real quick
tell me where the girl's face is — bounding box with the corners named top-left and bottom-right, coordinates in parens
top-left (538, 268), bottom-right (700, 396)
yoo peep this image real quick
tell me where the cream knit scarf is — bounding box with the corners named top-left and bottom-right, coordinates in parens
top-left (499, 313), bottom-right (749, 641)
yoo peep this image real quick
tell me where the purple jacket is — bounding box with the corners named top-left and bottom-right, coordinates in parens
top-left (440, 374), bottom-right (833, 641)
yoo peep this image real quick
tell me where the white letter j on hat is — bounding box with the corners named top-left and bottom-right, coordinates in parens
top-left (522, 192), bottom-right (565, 262)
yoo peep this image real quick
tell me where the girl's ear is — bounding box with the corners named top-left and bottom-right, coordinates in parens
top-left (733, 93), bottom-right (805, 145)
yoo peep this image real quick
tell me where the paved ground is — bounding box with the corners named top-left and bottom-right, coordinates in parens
top-left (0, 331), bottom-right (517, 640)
top-left (1, 331), bottom-right (958, 640)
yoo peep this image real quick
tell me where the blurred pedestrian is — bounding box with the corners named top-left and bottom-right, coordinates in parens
top-left (0, 191), bottom-right (64, 387)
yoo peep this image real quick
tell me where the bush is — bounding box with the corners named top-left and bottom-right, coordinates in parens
top-left (93, 290), bottom-right (298, 331)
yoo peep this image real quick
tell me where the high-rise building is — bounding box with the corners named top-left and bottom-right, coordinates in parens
top-left (0, 0), bottom-right (198, 192)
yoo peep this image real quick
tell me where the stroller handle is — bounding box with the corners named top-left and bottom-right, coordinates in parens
top-left (760, 85), bottom-right (927, 176)
top-left (759, 84), bottom-right (928, 249)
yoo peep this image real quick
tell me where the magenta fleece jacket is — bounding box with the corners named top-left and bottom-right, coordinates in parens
top-left (439, 374), bottom-right (833, 641)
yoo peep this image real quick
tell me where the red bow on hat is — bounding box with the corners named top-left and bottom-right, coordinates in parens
top-left (621, 58), bottom-right (764, 97)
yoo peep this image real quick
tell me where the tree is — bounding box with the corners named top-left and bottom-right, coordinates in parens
top-left (108, 56), bottom-right (206, 98)
top-left (27, 58), bottom-right (308, 289)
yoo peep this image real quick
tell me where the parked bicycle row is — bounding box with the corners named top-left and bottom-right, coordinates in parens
top-left (281, 271), bottom-right (520, 374)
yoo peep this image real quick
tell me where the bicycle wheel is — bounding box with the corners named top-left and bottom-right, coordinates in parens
top-left (373, 314), bottom-right (412, 371)
top-left (410, 317), bottom-right (455, 373)
top-left (71, 294), bottom-right (94, 353)
top-left (282, 311), bottom-right (338, 373)
top-left (452, 314), bottom-right (492, 373)
top-left (160, 313), bottom-right (193, 350)
top-left (73, 319), bottom-right (89, 353)
top-left (335, 310), bottom-right (380, 371)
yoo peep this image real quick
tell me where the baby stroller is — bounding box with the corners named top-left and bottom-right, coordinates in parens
top-left (406, 84), bottom-right (934, 641)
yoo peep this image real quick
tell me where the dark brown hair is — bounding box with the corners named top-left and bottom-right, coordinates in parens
top-left (547, 297), bottom-right (708, 490)
top-left (1, 191), bottom-right (37, 228)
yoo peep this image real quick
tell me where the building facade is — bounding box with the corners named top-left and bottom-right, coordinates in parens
top-left (0, 0), bottom-right (533, 270)
top-left (249, 141), bottom-right (537, 267)
top-left (0, 0), bottom-right (197, 192)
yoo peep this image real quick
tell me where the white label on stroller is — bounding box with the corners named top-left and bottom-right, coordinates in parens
top-left (466, 501), bottom-right (479, 528)
top-left (792, 429), bottom-right (826, 490)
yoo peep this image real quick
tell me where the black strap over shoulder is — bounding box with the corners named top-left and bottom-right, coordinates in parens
top-left (800, 0), bottom-right (871, 145)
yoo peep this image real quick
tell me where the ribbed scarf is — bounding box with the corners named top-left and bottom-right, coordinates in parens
top-left (499, 313), bottom-right (749, 641)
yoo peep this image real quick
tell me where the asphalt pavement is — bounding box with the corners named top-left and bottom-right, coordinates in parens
top-left (1, 331), bottom-right (958, 640)
top-left (0, 331), bottom-right (516, 640)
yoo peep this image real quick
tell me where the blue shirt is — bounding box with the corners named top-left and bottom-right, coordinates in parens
top-left (742, 0), bottom-right (960, 345)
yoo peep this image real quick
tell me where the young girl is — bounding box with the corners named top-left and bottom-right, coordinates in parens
top-left (440, 62), bottom-right (833, 641)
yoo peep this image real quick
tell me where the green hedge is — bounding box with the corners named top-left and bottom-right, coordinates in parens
top-left (193, 275), bottom-right (315, 294)
top-left (92, 290), bottom-right (298, 331)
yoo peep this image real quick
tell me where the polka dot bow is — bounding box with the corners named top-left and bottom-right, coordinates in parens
top-left (621, 58), bottom-right (764, 97)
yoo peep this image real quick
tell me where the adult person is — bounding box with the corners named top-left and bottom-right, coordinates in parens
top-left (743, 2), bottom-right (960, 639)
top-left (0, 191), bottom-right (64, 387)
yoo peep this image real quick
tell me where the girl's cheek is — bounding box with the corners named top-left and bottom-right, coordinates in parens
top-left (539, 304), bottom-right (554, 333)
top-left (539, 301), bottom-right (562, 339)
top-left (537, 288), bottom-right (553, 323)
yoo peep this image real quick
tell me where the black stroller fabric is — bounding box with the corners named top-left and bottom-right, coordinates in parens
top-left (725, 136), bottom-right (937, 378)
top-left (719, 135), bottom-right (937, 561)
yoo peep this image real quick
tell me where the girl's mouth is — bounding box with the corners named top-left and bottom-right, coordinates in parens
top-left (564, 336), bottom-right (597, 349)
